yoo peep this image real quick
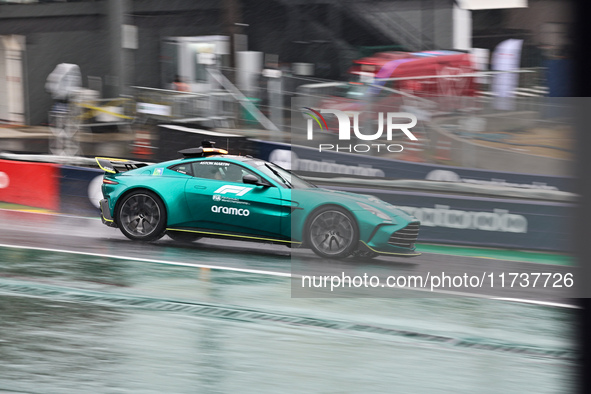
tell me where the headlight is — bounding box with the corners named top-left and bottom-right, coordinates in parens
top-left (357, 202), bottom-right (391, 220)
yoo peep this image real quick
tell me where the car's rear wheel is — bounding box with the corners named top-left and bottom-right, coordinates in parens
top-left (168, 231), bottom-right (202, 243)
top-left (118, 190), bottom-right (166, 241)
top-left (306, 206), bottom-right (358, 259)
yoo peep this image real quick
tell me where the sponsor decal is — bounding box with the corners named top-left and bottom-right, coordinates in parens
top-left (214, 185), bottom-right (253, 196)
top-left (211, 205), bottom-right (250, 216)
top-left (302, 108), bottom-right (417, 153)
top-left (425, 170), bottom-right (559, 191)
top-left (269, 149), bottom-right (385, 177)
top-left (153, 168), bottom-right (164, 176)
top-left (212, 194), bottom-right (250, 205)
top-left (398, 204), bottom-right (528, 233)
top-left (199, 161), bottom-right (229, 166)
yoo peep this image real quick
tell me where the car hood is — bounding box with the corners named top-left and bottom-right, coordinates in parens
top-left (292, 187), bottom-right (417, 222)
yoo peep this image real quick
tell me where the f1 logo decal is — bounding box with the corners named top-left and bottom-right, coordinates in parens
top-left (214, 185), bottom-right (253, 196)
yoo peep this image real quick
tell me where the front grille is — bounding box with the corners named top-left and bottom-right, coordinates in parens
top-left (388, 222), bottom-right (420, 248)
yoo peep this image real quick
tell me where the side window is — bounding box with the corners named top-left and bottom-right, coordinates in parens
top-left (192, 161), bottom-right (260, 183)
top-left (192, 161), bottom-right (226, 180)
top-left (220, 163), bottom-right (248, 183)
top-left (170, 163), bottom-right (193, 176)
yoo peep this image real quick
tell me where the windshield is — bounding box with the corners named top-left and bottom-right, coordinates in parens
top-left (247, 160), bottom-right (316, 189)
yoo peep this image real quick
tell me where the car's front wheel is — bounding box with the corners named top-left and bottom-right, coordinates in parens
top-left (305, 206), bottom-right (359, 259)
top-left (117, 190), bottom-right (167, 242)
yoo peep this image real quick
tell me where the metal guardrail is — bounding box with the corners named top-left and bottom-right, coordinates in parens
top-left (131, 86), bottom-right (236, 127)
top-left (295, 68), bottom-right (548, 119)
top-left (296, 68), bottom-right (544, 98)
top-left (73, 97), bottom-right (135, 127)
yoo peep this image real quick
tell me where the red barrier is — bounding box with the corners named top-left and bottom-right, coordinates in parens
top-left (0, 159), bottom-right (59, 210)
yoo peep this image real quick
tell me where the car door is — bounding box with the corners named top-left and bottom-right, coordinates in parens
top-left (183, 160), bottom-right (286, 239)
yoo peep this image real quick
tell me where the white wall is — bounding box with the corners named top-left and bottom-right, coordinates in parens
top-left (453, 5), bottom-right (472, 50)
top-left (0, 35), bottom-right (25, 124)
top-left (0, 41), bottom-right (7, 122)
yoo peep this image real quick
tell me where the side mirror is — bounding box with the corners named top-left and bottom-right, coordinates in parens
top-left (242, 174), bottom-right (271, 187)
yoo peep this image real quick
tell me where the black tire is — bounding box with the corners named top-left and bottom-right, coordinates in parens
top-left (168, 231), bottom-right (202, 243)
top-left (351, 250), bottom-right (379, 260)
top-left (117, 190), bottom-right (167, 242)
top-left (305, 206), bottom-right (359, 259)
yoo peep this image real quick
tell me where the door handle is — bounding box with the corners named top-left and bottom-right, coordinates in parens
top-left (194, 185), bottom-right (206, 190)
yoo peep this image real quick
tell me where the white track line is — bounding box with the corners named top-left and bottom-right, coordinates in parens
top-left (0, 243), bottom-right (578, 309)
top-left (0, 243), bottom-right (291, 278)
top-left (493, 298), bottom-right (579, 309)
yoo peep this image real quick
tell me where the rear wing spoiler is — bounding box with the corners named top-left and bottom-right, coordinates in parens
top-left (95, 157), bottom-right (149, 174)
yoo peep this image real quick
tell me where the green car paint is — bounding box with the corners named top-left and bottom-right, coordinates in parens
top-left (98, 155), bottom-right (421, 258)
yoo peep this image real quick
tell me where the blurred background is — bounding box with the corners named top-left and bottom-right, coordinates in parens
top-left (0, 0), bottom-right (579, 393)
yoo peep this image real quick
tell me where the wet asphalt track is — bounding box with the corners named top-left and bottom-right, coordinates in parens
top-left (0, 209), bottom-right (578, 393)
top-left (0, 209), bottom-right (576, 304)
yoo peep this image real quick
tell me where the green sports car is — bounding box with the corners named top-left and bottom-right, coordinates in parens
top-left (96, 143), bottom-right (420, 260)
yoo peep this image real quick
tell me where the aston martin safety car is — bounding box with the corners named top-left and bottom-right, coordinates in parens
top-left (96, 142), bottom-right (420, 260)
